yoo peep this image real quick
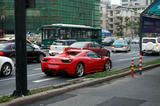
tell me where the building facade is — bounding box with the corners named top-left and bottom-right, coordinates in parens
top-left (121, 0), bottom-right (154, 7)
top-left (105, 0), bottom-right (154, 37)
top-left (0, 0), bottom-right (100, 34)
top-left (106, 5), bottom-right (146, 36)
top-left (100, 0), bottom-right (111, 30)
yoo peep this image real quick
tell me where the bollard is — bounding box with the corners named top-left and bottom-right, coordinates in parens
top-left (139, 53), bottom-right (142, 75)
top-left (131, 59), bottom-right (134, 78)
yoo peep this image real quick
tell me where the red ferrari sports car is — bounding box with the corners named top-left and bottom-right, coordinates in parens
top-left (41, 49), bottom-right (112, 77)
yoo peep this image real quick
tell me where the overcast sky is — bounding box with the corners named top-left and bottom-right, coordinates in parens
top-left (111, 0), bottom-right (120, 5)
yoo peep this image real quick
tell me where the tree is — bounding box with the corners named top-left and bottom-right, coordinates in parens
top-left (115, 17), bottom-right (125, 37)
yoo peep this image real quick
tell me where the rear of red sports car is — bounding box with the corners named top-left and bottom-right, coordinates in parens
top-left (41, 50), bottom-right (85, 76)
top-left (41, 49), bottom-right (112, 76)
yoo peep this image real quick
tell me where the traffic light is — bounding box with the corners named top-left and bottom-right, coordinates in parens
top-left (26, 0), bottom-right (35, 8)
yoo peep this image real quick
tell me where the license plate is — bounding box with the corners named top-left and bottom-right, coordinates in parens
top-left (146, 51), bottom-right (152, 54)
top-left (116, 45), bottom-right (121, 48)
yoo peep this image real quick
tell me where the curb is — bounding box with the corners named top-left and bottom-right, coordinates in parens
top-left (1, 63), bottom-right (160, 106)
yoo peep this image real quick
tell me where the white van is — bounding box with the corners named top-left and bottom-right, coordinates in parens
top-left (142, 37), bottom-right (160, 55)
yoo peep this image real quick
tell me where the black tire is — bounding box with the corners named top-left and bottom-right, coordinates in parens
top-left (75, 63), bottom-right (84, 77)
top-left (104, 60), bottom-right (111, 71)
top-left (44, 71), bottom-right (54, 76)
top-left (0, 63), bottom-right (12, 76)
top-left (106, 52), bottom-right (110, 57)
top-left (37, 54), bottom-right (45, 63)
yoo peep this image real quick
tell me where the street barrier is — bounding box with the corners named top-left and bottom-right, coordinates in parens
top-left (131, 58), bottom-right (134, 78)
top-left (139, 53), bottom-right (142, 75)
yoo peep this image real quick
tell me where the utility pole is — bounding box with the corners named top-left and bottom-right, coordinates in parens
top-left (12, 0), bottom-right (28, 96)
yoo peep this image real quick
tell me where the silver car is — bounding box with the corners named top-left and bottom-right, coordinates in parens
top-left (112, 40), bottom-right (131, 52)
top-left (0, 56), bottom-right (14, 77)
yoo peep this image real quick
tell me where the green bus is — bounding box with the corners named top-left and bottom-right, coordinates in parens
top-left (40, 24), bottom-right (102, 49)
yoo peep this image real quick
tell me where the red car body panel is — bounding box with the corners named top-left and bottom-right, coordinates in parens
top-left (41, 49), bottom-right (112, 76)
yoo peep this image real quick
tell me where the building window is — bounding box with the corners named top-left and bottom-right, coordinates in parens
top-left (122, 0), bottom-right (128, 2)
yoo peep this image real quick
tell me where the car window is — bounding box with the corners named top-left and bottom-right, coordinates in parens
top-left (157, 38), bottom-right (160, 43)
top-left (114, 40), bottom-right (126, 44)
top-left (86, 51), bottom-right (99, 58)
top-left (143, 39), bottom-right (156, 43)
top-left (27, 45), bottom-right (34, 51)
top-left (94, 42), bottom-right (100, 48)
top-left (70, 42), bottom-right (86, 48)
top-left (89, 43), bottom-right (95, 48)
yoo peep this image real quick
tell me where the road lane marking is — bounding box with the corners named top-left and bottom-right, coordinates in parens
top-left (0, 73), bottom-right (44, 82)
top-left (28, 73), bottom-right (44, 77)
top-left (115, 57), bottom-right (139, 62)
top-left (32, 68), bottom-right (41, 71)
top-left (33, 78), bottom-right (58, 83)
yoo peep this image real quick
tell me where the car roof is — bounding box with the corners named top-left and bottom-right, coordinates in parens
top-left (55, 39), bottom-right (77, 42)
top-left (66, 49), bottom-right (90, 53)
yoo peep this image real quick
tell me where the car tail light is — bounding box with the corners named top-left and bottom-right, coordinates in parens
top-left (0, 52), bottom-right (4, 55)
top-left (61, 59), bottom-right (72, 63)
top-left (122, 45), bottom-right (126, 47)
top-left (112, 45), bottom-right (115, 47)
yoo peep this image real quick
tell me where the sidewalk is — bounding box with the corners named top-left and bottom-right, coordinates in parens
top-left (23, 67), bottom-right (160, 106)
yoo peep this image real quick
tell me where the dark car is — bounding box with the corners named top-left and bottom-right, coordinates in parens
top-left (67, 42), bottom-right (110, 57)
top-left (0, 43), bottom-right (46, 63)
top-left (102, 37), bottom-right (114, 46)
top-left (0, 38), bottom-right (15, 44)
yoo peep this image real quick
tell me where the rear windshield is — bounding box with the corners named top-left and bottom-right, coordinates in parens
top-left (0, 44), bottom-right (9, 49)
top-left (67, 51), bottom-right (80, 55)
top-left (143, 39), bottom-right (156, 43)
top-left (114, 40), bottom-right (127, 44)
top-left (70, 42), bottom-right (87, 48)
top-left (0, 40), bottom-right (8, 43)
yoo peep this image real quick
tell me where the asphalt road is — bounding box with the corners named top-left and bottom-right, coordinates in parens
top-left (0, 44), bottom-right (160, 96)
top-left (23, 67), bottom-right (160, 106)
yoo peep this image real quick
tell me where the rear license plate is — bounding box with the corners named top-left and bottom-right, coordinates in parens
top-left (146, 51), bottom-right (152, 54)
top-left (116, 45), bottom-right (121, 48)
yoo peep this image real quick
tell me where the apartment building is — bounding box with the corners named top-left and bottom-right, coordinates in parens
top-left (106, 5), bottom-right (146, 36)
top-left (121, 0), bottom-right (154, 7)
top-left (100, 0), bottom-right (111, 30)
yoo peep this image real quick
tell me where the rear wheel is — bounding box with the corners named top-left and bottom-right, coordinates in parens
top-left (44, 71), bottom-right (54, 76)
top-left (75, 63), bottom-right (84, 77)
top-left (104, 60), bottom-right (111, 71)
top-left (0, 63), bottom-right (12, 76)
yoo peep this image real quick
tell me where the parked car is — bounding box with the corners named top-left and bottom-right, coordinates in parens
top-left (0, 43), bottom-right (46, 63)
top-left (102, 37), bottom-right (114, 46)
top-left (0, 38), bottom-right (40, 50)
top-left (41, 49), bottom-right (112, 77)
top-left (131, 37), bottom-right (139, 44)
top-left (49, 39), bottom-right (76, 56)
top-left (142, 37), bottom-right (160, 55)
top-left (112, 39), bottom-right (131, 52)
top-left (0, 38), bottom-right (15, 44)
top-left (67, 41), bottom-right (110, 57)
top-left (0, 56), bottom-right (14, 77)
